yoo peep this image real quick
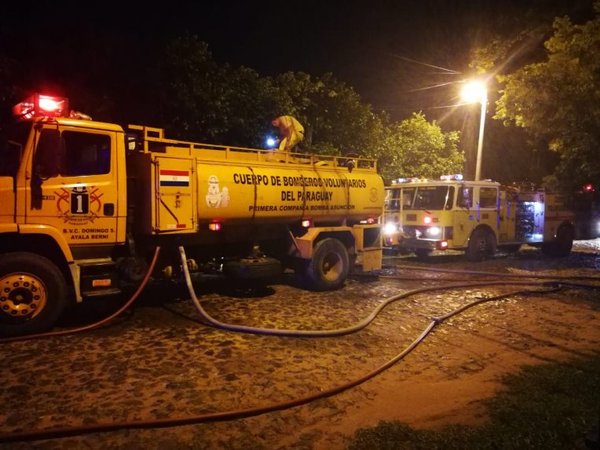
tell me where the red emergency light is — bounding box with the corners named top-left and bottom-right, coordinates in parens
top-left (583, 183), bottom-right (595, 193)
top-left (12, 94), bottom-right (69, 120)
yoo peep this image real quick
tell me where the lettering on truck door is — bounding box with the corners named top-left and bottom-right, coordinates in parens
top-left (25, 125), bottom-right (120, 245)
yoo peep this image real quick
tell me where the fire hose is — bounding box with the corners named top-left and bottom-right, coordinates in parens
top-left (0, 246), bottom-right (598, 442)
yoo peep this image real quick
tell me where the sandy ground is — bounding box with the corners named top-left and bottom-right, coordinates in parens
top-left (1, 242), bottom-right (599, 449)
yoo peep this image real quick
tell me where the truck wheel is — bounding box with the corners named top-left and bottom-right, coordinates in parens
top-left (542, 225), bottom-right (574, 257)
top-left (466, 228), bottom-right (496, 262)
top-left (0, 252), bottom-right (68, 337)
top-left (301, 238), bottom-right (349, 291)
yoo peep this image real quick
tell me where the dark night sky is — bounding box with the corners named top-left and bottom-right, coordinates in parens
top-left (1, 0), bottom-right (595, 121)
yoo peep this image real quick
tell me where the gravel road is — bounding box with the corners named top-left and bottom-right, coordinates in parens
top-left (1, 241), bottom-right (599, 449)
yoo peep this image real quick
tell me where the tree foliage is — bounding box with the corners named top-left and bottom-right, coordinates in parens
top-left (495, 2), bottom-right (600, 191)
top-left (373, 113), bottom-right (463, 184)
top-left (0, 32), bottom-right (464, 184)
top-left (141, 35), bottom-right (284, 147)
top-left (273, 71), bottom-right (387, 156)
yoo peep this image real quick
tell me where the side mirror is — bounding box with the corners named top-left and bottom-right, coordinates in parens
top-left (33, 129), bottom-right (62, 179)
top-left (30, 168), bottom-right (44, 210)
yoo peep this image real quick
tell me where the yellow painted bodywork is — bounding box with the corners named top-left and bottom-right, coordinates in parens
top-left (1, 117), bottom-right (385, 296)
top-left (127, 125), bottom-right (384, 235)
top-left (383, 179), bottom-right (574, 252)
top-left (11, 119), bottom-right (127, 247)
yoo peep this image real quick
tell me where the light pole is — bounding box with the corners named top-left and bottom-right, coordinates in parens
top-left (461, 80), bottom-right (488, 181)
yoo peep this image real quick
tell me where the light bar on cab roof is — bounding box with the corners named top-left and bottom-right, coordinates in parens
top-left (440, 174), bottom-right (463, 181)
top-left (392, 177), bottom-right (422, 184)
top-left (12, 94), bottom-right (70, 120)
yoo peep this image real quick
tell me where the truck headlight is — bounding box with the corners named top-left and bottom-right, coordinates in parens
top-left (383, 222), bottom-right (398, 236)
top-left (425, 226), bottom-right (441, 237)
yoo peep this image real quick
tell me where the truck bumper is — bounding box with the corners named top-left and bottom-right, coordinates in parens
top-left (400, 238), bottom-right (442, 251)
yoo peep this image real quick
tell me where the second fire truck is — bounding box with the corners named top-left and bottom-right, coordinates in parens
top-left (382, 175), bottom-right (575, 260)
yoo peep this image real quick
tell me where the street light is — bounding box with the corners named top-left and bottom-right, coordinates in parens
top-left (460, 80), bottom-right (488, 181)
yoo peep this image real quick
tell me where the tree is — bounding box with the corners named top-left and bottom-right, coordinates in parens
top-left (372, 112), bottom-right (463, 184)
top-left (273, 72), bottom-right (386, 156)
top-left (495, 2), bottom-right (600, 192)
top-left (0, 31), bottom-right (464, 186)
top-left (143, 35), bottom-right (272, 146)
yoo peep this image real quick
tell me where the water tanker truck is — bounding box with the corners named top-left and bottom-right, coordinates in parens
top-left (0, 94), bottom-right (384, 336)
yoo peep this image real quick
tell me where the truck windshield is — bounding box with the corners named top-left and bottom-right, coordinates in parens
top-left (385, 187), bottom-right (416, 211)
top-left (0, 122), bottom-right (31, 176)
top-left (412, 186), bottom-right (454, 210)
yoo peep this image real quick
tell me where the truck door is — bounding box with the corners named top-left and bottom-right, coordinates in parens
top-left (477, 186), bottom-right (500, 234)
top-left (453, 184), bottom-right (473, 247)
top-left (24, 125), bottom-right (120, 248)
top-left (154, 157), bottom-right (195, 232)
top-left (498, 189), bottom-right (517, 242)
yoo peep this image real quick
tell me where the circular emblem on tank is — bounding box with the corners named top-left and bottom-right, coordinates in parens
top-left (369, 187), bottom-right (378, 202)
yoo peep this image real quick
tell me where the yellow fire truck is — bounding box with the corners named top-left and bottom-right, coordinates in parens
top-left (382, 174), bottom-right (575, 260)
top-left (0, 94), bottom-right (384, 336)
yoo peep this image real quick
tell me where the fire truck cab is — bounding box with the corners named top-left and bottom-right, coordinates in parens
top-left (382, 175), bottom-right (575, 260)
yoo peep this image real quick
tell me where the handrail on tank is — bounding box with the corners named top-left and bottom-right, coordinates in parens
top-left (127, 124), bottom-right (377, 171)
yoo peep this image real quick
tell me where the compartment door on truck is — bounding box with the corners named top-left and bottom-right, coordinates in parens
top-left (24, 125), bottom-right (121, 246)
top-left (153, 157), bottom-right (196, 232)
top-left (477, 185), bottom-right (500, 232)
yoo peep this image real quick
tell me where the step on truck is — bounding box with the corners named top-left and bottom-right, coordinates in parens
top-left (382, 174), bottom-right (575, 260)
top-left (0, 94), bottom-right (384, 336)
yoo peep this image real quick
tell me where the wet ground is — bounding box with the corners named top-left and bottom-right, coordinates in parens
top-left (1, 240), bottom-right (600, 449)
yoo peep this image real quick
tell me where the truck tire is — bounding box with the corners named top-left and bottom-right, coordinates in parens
top-left (301, 238), bottom-right (349, 291)
top-left (542, 224), bottom-right (574, 257)
top-left (466, 228), bottom-right (496, 262)
top-left (0, 252), bottom-right (68, 337)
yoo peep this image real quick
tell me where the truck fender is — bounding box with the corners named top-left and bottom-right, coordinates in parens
top-left (294, 227), bottom-right (354, 259)
top-left (16, 224), bottom-right (80, 300)
top-left (17, 224), bottom-right (74, 261)
top-left (0, 224), bottom-right (19, 234)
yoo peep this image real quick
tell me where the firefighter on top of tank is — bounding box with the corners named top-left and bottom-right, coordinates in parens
top-left (271, 115), bottom-right (304, 152)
